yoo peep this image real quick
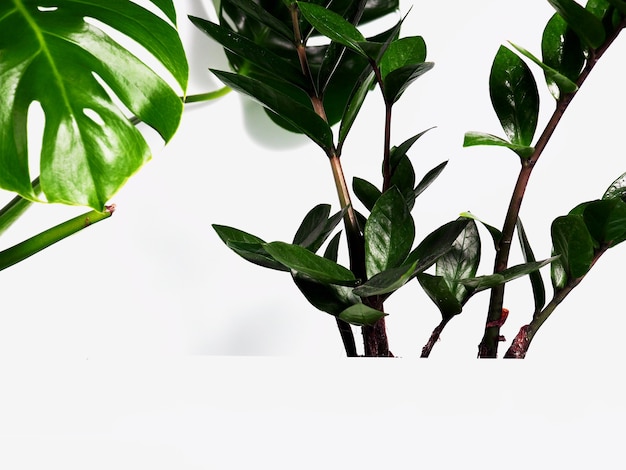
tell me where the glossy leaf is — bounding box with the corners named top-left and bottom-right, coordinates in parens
top-left (435, 220), bottom-right (480, 304)
top-left (220, 0), bottom-right (294, 40)
top-left (508, 42), bottom-right (578, 100)
top-left (404, 219), bottom-right (470, 269)
top-left (264, 241), bottom-right (358, 285)
top-left (364, 187), bottom-right (415, 278)
top-left (337, 303), bottom-right (387, 326)
top-left (212, 225), bottom-right (288, 271)
top-left (389, 128), bottom-right (435, 170)
top-left (293, 204), bottom-right (344, 253)
top-left (551, 214), bottom-right (595, 279)
top-left (353, 177), bottom-right (382, 212)
top-left (516, 218), bottom-right (546, 314)
top-left (603, 171), bottom-right (626, 201)
top-left (324, 231), bottom-right (342, 261)
top-left (212, 71), bottom-right (333, 150)
top-left (463, 132), bottom-right (534, 159)
top-left (460, 258), bottom-right (557, 293)
top-left (389, 156), bottom-right (416, 209)
top-left (297, 2), bottom-right (367, 56)
top-left (383, 62), bottom-right (434, 104)
top-left (459, 212), bottom-right (502, 249)
top-left (353, 260), bottom-right (418, 297)
top-left (379, 36), bottom-right (427, 79)
top-left (547, 0), bottom-right (606, 48)
top-left (582, 199), bottom-right (626, 246)
top-left (417, 273), bottom-right (463, 320)
top-left (338, 71), bottom-right (376, 147)
top-left (489, 46), bottom-right (539, 147)
top-left (0, 0), bottom-right (187, 209)
top-left (292, 273), bottom-right (360, 316)
top-left (413, 161), bottom-right (448, 200)
top-left (542, 13), bottom-right (585, 99)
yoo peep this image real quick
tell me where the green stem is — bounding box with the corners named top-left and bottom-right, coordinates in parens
top-left (184, 87), bottom-right (231, 103)
top-left (478, 20), bottom-right (625, 358)
top-left (0, 177), bottom-right (41, 237)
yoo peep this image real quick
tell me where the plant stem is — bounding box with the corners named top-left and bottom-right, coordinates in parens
top-left (421, 317), bottom-right (451, 357)
top-left (478, 22), bottom-right (625, 358)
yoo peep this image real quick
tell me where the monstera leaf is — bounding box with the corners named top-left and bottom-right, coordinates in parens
top-left (0, 0), bottom-right (188, 210)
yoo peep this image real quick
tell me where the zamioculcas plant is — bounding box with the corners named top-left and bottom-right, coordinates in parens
top-left (0, 1), bottom-right (187, 270)
top-left (197, 0), bottom-right (626, 358)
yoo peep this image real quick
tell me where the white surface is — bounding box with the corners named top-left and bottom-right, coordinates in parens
top-left (0, 1), bottom-right (624, 467)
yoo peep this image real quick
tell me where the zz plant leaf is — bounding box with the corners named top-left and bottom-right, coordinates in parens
top-left (0, 0), bottom-right (188, 209)
top-left (547, 0), bottom-right (606, 48)
top-left (551, 214), bottom-right (595, 279)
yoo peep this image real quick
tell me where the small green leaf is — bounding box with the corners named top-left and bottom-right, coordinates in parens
top-left (297, 2), bottom-right (367, 56)
top-left (508, 41), bottom-right (578, 99)
top-left (389, 156), bottom-right (416, 209)
top-left (413, 161), bottom-right (448, 200)
top-left (416, 273), bottom-right (463, 320)
top-left (547, 0), bottom-right (606, 48)
top-left (379, 36), bottom-right (427, 79)
top-left (212, 225), bottom-right (288, 271)
top-left (383, 62), bottom-right (434, 103)
top-left (353, 177), bottom-right (382, 212)
top-left (389, 128), bottom-right (435, 170)
top-left (463, 132), bottom-right (535, 158)
top-left (293, 204), bottom-right (344, 253)
top-left (337, 303), bottom-right (387, 326)
top-left (264, 241), bottom-right (358, 286)
top-left (324, 231), bottom-right (342, 261)
top-left (551, 214), bottom-right (595, 279)
top-left (364, 187), bottom-right (415, 278)
top-left (212, 70), bottom-right (333, 150)
top-left (338, 71), bottom-right (376, 147)
top-left (353, 260), bottom-right (418, 297)
top-left (489, 46), bottom-right (539, 147)
top-left (517, 218), bottom-right (546, 314)
top-left (461, 258), bottom-right (557, 293)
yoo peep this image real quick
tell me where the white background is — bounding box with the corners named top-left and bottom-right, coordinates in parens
top-left (0, 0), bottom-right (624, 468)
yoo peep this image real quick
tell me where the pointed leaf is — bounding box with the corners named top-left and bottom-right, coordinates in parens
top-left (292, 273), bottom-right (360, 316)
top-left (463, 132), bottom-right (534, 158)
top-left (551, 214), bottom-right (595, 279)
top-left (337, 303), bottom-right (387, 327)
top-left (547, 0), bottom-right (606, 48)
top-left (364, 187), bottom-right (415, 278)
top-left (353, 177), bottom-right (382, 212)
top-left (516, 218), bottom-right (546, 313)
top-left (459, 212), bottom-right (503, 248)
top-left (404, 219), bottom-right (471, 269)
top-left (489, 46), bottom-right (539, 147)
top-left (324, 231), bottom-right (342, 261)
top-left (338, 71), bottom-right (376, 147)
top-left (219, 0), bottom-right (294, 40)
top-left (293, 204), bottom-right (344, 253)
top-left (389, 156), bottom-right (416, 209)
top-left (264, 241), bottom-right (357, 285)
top-left (379, 36), bottom-right (427, 79)
top-left (389, 128), bottom-right (435, 170)
top-left (383, 62), bottom-right (434, 103)
top-left (460, 258), bottom-right (557, 293)
top-left (413, 161), bottom-right (448, 199)
top-left (353, 260), bottom-right (418, 297)
top-left (0, 0), bottom-right (187, 208)
top-left (212, 70), bottom-right (333, 150)
top-left (417, 273), bottom-right (463, 320)
top-left (212, 224), bottom-right (288, 271)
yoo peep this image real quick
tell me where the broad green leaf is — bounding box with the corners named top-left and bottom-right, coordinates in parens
top-left (547, 0), bottom-right (606, 48)
top-left (264, 241), bottom-right (358, 285)
top-left (0, 205), bottom-right (113, 271)
top-left (189, 17), bottom-right (307, 88)
top-left (542, 13), bottom-right (585, 99)
top-left (551, 214), bottom-right (595, 279)
top-left (603, 171), bottom-right (626, 201)
top-left (212, 224), bottom-right (288, 271)
top-left (463, 132), bottom-right (535, 159)
top-left (292, 273), bottom-right (360, 316)
top-left (459, 212), bottom-right (502, 248)
top-left (0, 0), bottom-right (188, 209)
top-left (212, 70), bottom-right (333, 150)
top-left (353, 260), bottom-right (418, 297)
top-left (516, 218), bottom-right (546, 314)
top-left (389, 156), bottom-right (416, 209)
top-left (416, 273), bottom-right (463, 320)
top-left (460, 258), bottom-right (557, 293)
top-left (379, 36), bottom-right (427, 79)
top-left (508, 42), bottom-right (578, 100)
top-left (404, 219), bottom-right (471, 269)
top-left (337, 303), bottom-right (386, 326)
top-left (413, 161), bottom-right (448, 200)
top-left (383, 62), bottom-right (434, 103)
top-left (353, 177), bottom-right (382, 212)
top-left (293, 204), bottom-right (344, 253)
top-left (297, 2), bottom-right (367, 56)
top-left (489, 46), bottom-right (539, 147)
top-left (582, 198), bottom-right (626, 246)
top-left (389, 128), bottom-right (435, 170)
top-left (436, 220), bottom-right (480, 304)
top-left (364, 187), bottom-right (415, 278)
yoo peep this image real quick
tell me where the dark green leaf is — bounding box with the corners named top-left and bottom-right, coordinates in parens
top-left (219, 0), bottom-right (294, 40)
top-left (389, 156), bottom-right (416, 209)
top-left (337, 303), bottom-right (387, 326)
top-left (264, 241), bottom-right (358, 285)
top-left (389, 128), bottom-right (435, 170)
top-left (212, 224), bottom-right (288, 271)
top-left (383, 62), bottom-right (434, 103)
top-left (212, 70), bottom-right (333, 150)
top-left (0, 0), bottom-right (187, 209)
top-left (416, 273), bottom-right (463, 320)
top-left (364, 187), bottom-right (415, 278)
top-left (547, 0), bottom-right (606, 48)
top-left (542, 13), bottom-right (585, 99)
top-left (353, 177), bottom-right (382, 212)
top-left (603, 171), bottom-right (626, 202)
top-left (551, 248), bottom-right (568, 291)
top-left (459, 212), bottom-right (502, 248)
top-left (353, 260), bottom-right (418, 297)
top-left (0, 206), bottom-right (113, 271)
top-left (293, 204), bottom-right (344, 253)
top-left (338, 71), bottom-right (376, 147)
top-left (404, 219), bottom-right (471, 269)
top-left (379, 36), bottom-right (427, 79)
top-left (516, 218), bottom-right (546, 313)
top-left (324, 231), bottom-right (342, 261)
top-left (413, 161), bottom-right (448, 200)
top-left (292, 273), bottom-right (360, 316)
top-left (489, 46), bottom-right (539, 147)
top-left (551, 214), bottom-right (595, 279)
top-left (606, 0), bottom-right (626, 14)
top-left (436, 220), bottom-right (480, 304)
top-left (508, 42), bottom-right (578, 100)
top-left (463, 132), bottom-right (534, 159)
top-left (582, 198), bottom-right (626, 246)
top-left (461, 258), bottom-right (557, 293)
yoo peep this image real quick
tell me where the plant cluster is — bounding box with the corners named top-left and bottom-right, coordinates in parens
top-left (196, 0), bottom-right (626, 357)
